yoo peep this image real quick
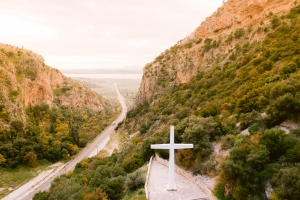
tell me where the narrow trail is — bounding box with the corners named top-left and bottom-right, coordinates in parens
top-left (3, 84), bottom-right (127, 200)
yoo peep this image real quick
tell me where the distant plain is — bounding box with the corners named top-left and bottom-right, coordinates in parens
top-left (69, 75), bottom-right (141, 109)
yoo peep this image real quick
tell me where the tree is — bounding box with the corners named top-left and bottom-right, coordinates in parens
top-left (122, 152), bottom-right (143, 173)
top-left (125, 169), bottom-right (145, 191)
top-left (266, 93), bottom-right (300, 125)
top-left (101, 177), bottom-right (125, 200)
top-left (259, 128), bottom-right (292, 161)
top-left (286, 141), bottom-right (300, 163)
top-left (83, 188), bottom-right (108, 200)
top-left (141, 137), bottom-right (157, 162)
top-left (219, 138), bottom-right (271, 199)
top-left (11, 120), bottom-right (24, 137)
top-left (23, 151), bottom-right (38, 168)
top-left (274, 164), bottom-right (300, 200)
top-left (33, 191), bottom-right (49, 200)
top-left (0, 153), bottom-right (6, 165)
top-left (182, 115), bottom-right (220, 156)
top-left (69, 125), bottom-right (79, 144)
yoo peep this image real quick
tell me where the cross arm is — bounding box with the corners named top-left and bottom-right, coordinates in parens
top-left (173, 144), bottom-right (193, 149)
top-left (151, 144), bottom-right (171, 149)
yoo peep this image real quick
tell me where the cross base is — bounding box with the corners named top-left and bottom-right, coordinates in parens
top-left (167, 185), bottom-right (177, 191)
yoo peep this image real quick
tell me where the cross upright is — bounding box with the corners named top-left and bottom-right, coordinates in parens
top-left (151, 126), bottom-right (193, 190)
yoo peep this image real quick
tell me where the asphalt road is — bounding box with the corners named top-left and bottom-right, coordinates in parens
top-left (5, 84), bottom-right (127, 200)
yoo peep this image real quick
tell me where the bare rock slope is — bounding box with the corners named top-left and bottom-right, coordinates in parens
top-left (0, 43), bottom-right (110, 128)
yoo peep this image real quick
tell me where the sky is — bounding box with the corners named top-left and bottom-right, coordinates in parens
top-left (0, 0), bottom-right (223, 70)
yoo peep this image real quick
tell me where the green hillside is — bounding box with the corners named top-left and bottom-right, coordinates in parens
top-left (33, 4), bottom-right (300, 200)
top-left (0, 44), bottom-right (119, 198)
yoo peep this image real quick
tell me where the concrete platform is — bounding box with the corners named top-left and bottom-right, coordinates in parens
top-left (147, 160), bottom-right (209, 200)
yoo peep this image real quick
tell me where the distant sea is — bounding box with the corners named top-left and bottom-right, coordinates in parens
top-left (64, 74), bottom-right (143, 79)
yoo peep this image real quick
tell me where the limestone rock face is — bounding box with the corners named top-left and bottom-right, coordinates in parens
top-left (135, 0), bottom-right (296, 105)
top-left (191, 0), bottom-right (294, 40)
top-left (0, 43), bottom-right (109, 127)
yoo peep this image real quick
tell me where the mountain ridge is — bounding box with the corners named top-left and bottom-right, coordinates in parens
top-left (0, 43), bottom-right (111, 128)
top-left (135, 0), bottom-right (297, 105)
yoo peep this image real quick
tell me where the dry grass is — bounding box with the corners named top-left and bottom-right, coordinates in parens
top-left (97, 131), bottom-right (127, 157)
top-left (0, 161), bottom-right (54, 199)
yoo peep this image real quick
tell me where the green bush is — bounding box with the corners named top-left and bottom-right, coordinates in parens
top-left (286, 141), bottom-right (300, 163)
top-left (234, 28), bottom-right (245, 39)
top-left (259, 128), bottom-right (293, 161)
top-left (266, 93), bottom-right (300, 125)
top-left (280, 62), bottom-right (298, 74)
top-left (141, 137), bottom-right (157, 162)
top-left (122, 152), bottom-right (144, 173)
top-left (271, 15), bottom-right (281, 29)
top-left (273, 164), bottom-right (300, 199)
top-left (125, 169), bottom-right (145, 191)
top-left (221, 135), bottom-right (235, 150)
top-left (25, 66), bottom-right (38, 81)
top-left (248, 123), bottom-right (260, 134)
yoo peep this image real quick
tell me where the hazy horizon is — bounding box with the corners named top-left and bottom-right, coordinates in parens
top-left (0, 0), bottom-right (223, 70)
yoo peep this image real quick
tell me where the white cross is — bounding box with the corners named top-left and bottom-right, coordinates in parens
top-left (151, 126), bottom-right (193, 190)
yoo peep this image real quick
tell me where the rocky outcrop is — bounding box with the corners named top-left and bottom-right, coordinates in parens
top-left (191, 0), bottom-right (295, 41)
top-left (0, 43), bottom-right (110, 127)
top-left (135, 0), bottom-right (296, 105)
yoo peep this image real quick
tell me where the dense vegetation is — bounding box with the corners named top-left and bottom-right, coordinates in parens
top-left (0, 103), bottom-right (115, 168)
top-left (123, 5), bottom-right (300, 200)
top-left (33, 140), bottom-right (147, 200)
top-left (31, 4), bottom-right (300, 200)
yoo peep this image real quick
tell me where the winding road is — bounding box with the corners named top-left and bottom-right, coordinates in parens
top-left (3, 84), bottom-right (127, 200)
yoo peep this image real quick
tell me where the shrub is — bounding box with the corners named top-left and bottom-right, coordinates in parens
top-left (0, 153), bottom-right (6, 165)
top-left (286, 141), bottom-right (300, 163)
top-left (248, 123), bottom-right (260, 134)
top-left (125, 169), bottom-right (145, 191)
top-left (234, 28), bottom-right (245, 39)
top-left (141, 137), bottom-right (157, 162)
top-left (259, 128), bottom-right (293, 161)
top-left (266, 93), bottom-right (300, 125)
top-left (221, 135), bottom-right (235, 150)
top-left (23, 151), bottom-right (38, 168)
top-left (122, 152), bottom-right (144, 173)
top-left (271, 15), bottom-right (281, 29)
top-left (280, 62), bottom-right (298, 74)
top-left (258, 60), bottom-right (273, 73)
top-left (25, 66), bottom-right (38, 81)
top-left (273, 164), bottom-right (300, 199)
top-left (182, 116), bottom-right (216, 155)
top-left (83, 188), bottom-right (108, 200)
top-left (199, 103), bottom-right (220, 117)
top-left (101, 176), bottom-right (125, 200)
top-left (33, 191), bottom-right (49, 200)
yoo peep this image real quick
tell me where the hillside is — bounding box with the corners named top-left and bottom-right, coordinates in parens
top-left (0, 43), bottom-right (117, 169)
top-left (32, 1), bottom-right (300, 200)
top-left (135, 0), bottom-right (296, 105)
top-left (128, 0), bottom-right (300, 199)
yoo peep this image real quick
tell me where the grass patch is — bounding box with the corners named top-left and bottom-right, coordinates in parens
top-left (122, 188), bottom-right (147, 200)
top-left (0, 160), bottom-right (53, 199)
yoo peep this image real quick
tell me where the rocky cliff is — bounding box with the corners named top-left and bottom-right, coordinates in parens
top-left (135, 0), bottom-right (296, 105)
top-left (190, 0), bottom-right (294, 41)
top-left (0, 43), bottom-right (110, 128)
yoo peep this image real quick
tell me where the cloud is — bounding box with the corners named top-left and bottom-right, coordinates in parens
top-left (0, 0), bottom-right (223, 69)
